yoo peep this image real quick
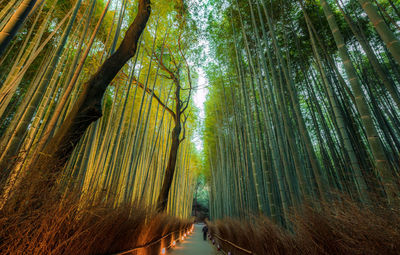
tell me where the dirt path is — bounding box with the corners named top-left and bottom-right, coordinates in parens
top-left (167, 223), bottom-right (217, 255)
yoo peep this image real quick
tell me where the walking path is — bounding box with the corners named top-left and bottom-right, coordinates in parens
top-left (168, 223), bottom-right (216, 255)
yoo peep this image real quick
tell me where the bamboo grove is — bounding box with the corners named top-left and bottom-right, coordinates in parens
top-left (204, 0), bottom-right (400, 225)
top-left (0, 0), bottom-right (201, 218)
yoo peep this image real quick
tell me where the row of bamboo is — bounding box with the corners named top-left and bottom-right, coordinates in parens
top-left (204, 0), bottom-right (400, 225)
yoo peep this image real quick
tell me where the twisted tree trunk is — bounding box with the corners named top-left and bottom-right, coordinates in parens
top-left (156, 123), bottom-right (181, 212)
top-left (31, 0), bottom-right (151, 183)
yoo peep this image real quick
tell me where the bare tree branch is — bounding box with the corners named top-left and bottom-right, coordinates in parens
top-left (132, 77), bottom-right (175, 118)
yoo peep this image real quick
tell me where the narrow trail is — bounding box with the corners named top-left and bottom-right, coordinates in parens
top-left (168, 223), bottom-right (216, 255)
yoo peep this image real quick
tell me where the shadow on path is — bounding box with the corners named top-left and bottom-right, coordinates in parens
top-left (167, 223), bottom-right (217, 255)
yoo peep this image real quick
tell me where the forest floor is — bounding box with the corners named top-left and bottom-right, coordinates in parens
top-left (168, 223), bottom-right (217, 255)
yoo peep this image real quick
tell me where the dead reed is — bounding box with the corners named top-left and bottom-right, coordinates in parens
top-left (0, 178), bottom-right (192, 255)
top-left (209, 198), bottom-right (400, 255)
top-left (0, 156), bottom-right (193, 255)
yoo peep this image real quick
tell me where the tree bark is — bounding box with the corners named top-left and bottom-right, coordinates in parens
top-left (32, 0), bottom-right (151, 177)
top-left (153, 39), bottom-right (191, 212)
top-left (156, 124), bottom-right (181, 212)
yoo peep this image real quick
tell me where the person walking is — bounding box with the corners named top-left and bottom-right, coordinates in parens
top-left (202, 225), bottom-right (208, 241)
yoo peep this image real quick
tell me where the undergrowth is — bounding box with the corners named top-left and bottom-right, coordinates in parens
top-left (0, 176), bottom-right (192, 255)
top-left (209, 198), bottom-right (400, 255)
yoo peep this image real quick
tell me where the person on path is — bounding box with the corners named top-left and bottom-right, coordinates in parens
top-left (202, 225), bottom-right (208, 241)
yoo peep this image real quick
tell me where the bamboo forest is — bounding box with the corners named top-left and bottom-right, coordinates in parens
top-left (0, 0), bottom-right (400, 254)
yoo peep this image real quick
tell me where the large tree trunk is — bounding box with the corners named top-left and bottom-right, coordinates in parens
top-left (156, 123), bottom-right (181, 212)
top-left (153, 50), bottom-right (189, 212)
top-left (31, 0), bottom-right (151, 183)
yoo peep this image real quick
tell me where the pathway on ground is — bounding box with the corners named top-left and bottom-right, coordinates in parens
top-left (168, 223), bottom-right (216, 255)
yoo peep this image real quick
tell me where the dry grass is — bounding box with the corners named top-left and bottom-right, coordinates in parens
top-left (0, 189), bottom-right (192, 255)
top-left (209, 199), bottom-right (400, 255)
top-left (0, 160), bottom-right (193, 255)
